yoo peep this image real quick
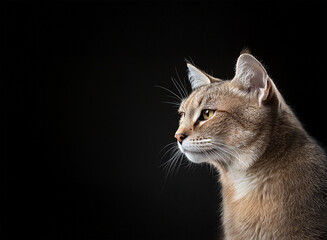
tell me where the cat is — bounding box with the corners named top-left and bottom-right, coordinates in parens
top-left (173, 53), bottom-right (327, 239)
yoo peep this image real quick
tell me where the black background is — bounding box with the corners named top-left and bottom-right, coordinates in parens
top-left (2, 1), bottom-right (327, 240)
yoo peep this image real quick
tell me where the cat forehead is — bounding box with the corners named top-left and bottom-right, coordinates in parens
top-left (179, 82), bottom-right (224, 111)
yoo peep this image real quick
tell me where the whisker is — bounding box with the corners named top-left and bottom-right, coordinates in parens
top-left (160, 142), bottom-right (177, 157)
top-left (161, 144), bottom-right (185, 177)
top-left (175, 67), bottom-right (189, 98)
top-left (185, 56), bottom-right (196, 66)
top-left (154, 85), bottom-right (183, 101)
top-left (161, 101), bottom-right (180, 107)
top-left (212, 142), bottom-right (242, 159)
top-left (202, 151), bottom-right (216, 176)
top-left (172, 151), bottom-right (184, 175)
top-left (167, 149), bottom-right (183, 176)
top-left (210, 141), bottom-right (244, 170)
top-left (162, 151), bottom-right (178, 174)
top-left (175, 68), bottom-right (188, 98)
top-left (160, 144), bottom-right (177, 162)
top-left (212, 150), bottom-right (233, 171)
top-left (171, 77), bottom-right (185, 100)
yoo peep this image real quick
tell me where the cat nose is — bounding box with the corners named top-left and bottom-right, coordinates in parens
top-left (175, 133), bottom-right (187, 143)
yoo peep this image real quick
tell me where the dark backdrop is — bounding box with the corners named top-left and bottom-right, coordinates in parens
top-left (2, 1), bottom-right (326, 240)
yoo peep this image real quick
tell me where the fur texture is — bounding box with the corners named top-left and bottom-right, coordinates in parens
top-left (174, 53), bottom-right (327, 239)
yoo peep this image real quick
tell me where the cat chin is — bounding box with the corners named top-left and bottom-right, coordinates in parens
top-left (184, 151), bottom-right (208, 164)
top-left (177, 141), bottom-right (209, 164)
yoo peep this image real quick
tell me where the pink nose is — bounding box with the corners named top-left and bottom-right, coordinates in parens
top-left (174, 133), bottom-right (187, 143)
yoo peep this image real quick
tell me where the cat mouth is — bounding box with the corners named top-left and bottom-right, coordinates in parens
top-left (178, 140), bottom-right (236, 164)
top-left (178, 142), bottom-right (213, 163)
top-left (178, 141), bottom-right (213, 154)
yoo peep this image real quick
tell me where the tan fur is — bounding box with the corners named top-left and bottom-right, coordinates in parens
top-left (175, 54), bottom-right (327, 239)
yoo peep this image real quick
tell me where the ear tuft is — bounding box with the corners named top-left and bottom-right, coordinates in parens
top-left (187, 63), bottom-right (211, 90)
top-left (240, 47), bottom-right (251, 55)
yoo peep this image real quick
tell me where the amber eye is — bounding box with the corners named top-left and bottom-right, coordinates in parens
top-left (201, 109), bottom-right (215, 120)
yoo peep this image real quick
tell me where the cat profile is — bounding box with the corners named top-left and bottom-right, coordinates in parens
top-left (174, 53), bottom-right (327, 239)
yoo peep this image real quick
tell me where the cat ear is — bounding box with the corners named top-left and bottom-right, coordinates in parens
top-left (233, 53), bottom-right (270, 103)
top-left (187, 63), bottom-right (222, 90)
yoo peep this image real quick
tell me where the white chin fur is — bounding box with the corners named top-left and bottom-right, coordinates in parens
top-left (184, 151), bottom-right (207, 163)
top-left (177, 141), bottom-right (208, 163)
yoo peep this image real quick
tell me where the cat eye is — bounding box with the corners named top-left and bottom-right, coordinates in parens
top-left (200, 109), bottom-right (215, 121)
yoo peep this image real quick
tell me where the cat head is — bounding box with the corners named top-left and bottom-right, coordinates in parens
top-left (175, 53), bottom-right (284, 171)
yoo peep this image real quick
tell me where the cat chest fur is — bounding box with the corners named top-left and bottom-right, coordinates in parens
top-left (220, 170), bottom-right (285, 239)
